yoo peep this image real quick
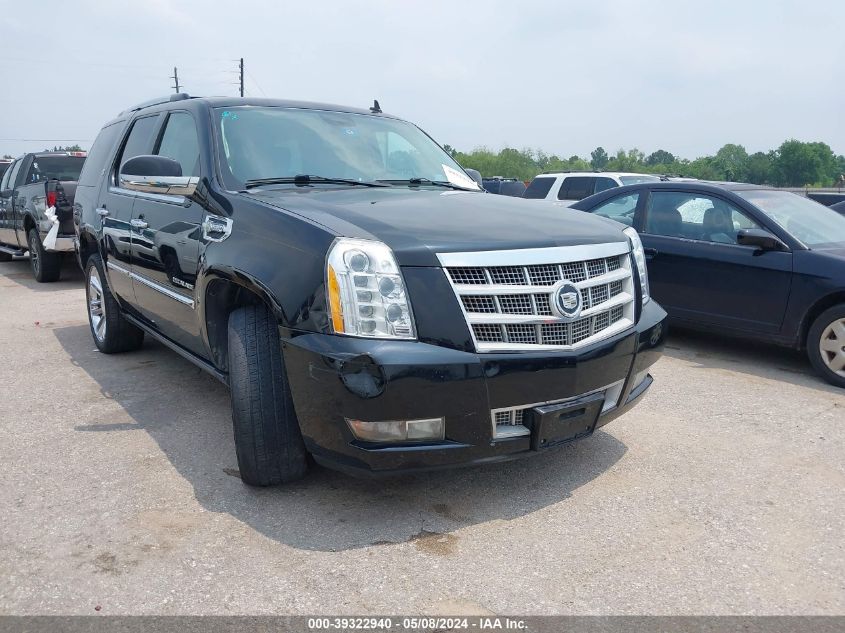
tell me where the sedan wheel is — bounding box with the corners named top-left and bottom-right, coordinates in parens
top-left (808, 305), bottom-right (845, 388)
top-left (818, 318), bottom-right (845, 377)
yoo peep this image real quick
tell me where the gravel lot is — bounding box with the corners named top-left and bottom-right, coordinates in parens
top-left (0, 257), bottom-right (843, 615)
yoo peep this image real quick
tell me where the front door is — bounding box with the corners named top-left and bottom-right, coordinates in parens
top-left (0, 159), bottom-right (20, 245)
top-left (639, 190), bottom-right (793, 334)
top-left (128, 111), bottom-right (205, 357)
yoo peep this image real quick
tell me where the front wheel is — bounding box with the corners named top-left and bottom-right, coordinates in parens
top-left (807, 304), bottom-right (845, 388)
top-left (228, 304), bottom-right (308, 486)
top-left (28, 228), bottom-right (61, 282)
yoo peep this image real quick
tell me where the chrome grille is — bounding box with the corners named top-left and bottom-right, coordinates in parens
top-left (462, 295), bottom-right (496, 313)
top-left (498, 294), bottom-right (533, 314)
top-left (440, 243), bottom-right (636, 352)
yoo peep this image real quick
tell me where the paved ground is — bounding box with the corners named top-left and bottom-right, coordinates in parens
top-left (0, 257), bottom-right (843, 615)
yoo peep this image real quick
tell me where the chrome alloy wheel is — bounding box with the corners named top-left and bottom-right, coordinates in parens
top-left (29, 232), bottom-right (40, 276)
top-left (88, 266), bottom-right (107, 342)
top-left (819, 317), bottom-right (845, 378)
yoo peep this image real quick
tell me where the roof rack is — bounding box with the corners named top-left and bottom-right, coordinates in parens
top-left (119, 93), bottom-right (192, 115)
top-left (540, 170), bottom-right (604, 175)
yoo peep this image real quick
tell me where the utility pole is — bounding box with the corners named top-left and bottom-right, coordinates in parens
top-left (171, 66), bottom-right (180, 93)
top-left (238, 58), bottom-right (244, 97)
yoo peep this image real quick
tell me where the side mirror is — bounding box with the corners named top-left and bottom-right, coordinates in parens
top-left (119, 155), bottom-right (198, 197)
top-left (463, 168), bottom-right (483, 189)
top-left (737, 228), bottom-right (787, 252)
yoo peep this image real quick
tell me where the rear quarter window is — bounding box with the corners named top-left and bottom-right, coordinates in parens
top-left (78, 122), bottom-right (125, 187)
top-left (523, 176), bottom-right (555, 199)
top-left (558, 176), bottom-right (595, 200)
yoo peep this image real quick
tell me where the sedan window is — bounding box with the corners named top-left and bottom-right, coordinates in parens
top-left (644, 192), bottom-right (758, 243)
top-left (590, 193), bottom-right (639, 226)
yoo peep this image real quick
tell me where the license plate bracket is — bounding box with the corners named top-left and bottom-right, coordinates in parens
top-left (529, 392), bottom-right (605, 450)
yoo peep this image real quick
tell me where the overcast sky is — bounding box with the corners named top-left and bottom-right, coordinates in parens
top-left (1, 0), bottom-right (843, 160)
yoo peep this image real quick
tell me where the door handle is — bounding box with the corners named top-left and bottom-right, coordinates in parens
top-left (130, 219), bottom-right (148, 229)
top-left (95, 207), bottom-right (109, 217)
top-left (644, 247), bottom-right (658, 260)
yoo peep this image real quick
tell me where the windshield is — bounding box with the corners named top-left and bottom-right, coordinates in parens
top-left (736, 189), bottom-right (845, 247)
top-left (619, 175), bottom-right (660, 185)
top-left (214, 106), bottom-right (477, 190)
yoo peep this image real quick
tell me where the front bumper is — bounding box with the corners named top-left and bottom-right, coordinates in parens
top-left (283, 300), bottom-right (667, 476)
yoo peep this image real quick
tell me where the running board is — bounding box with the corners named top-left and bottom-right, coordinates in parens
top-left (0, 244), bottom-right (27, 257)
top-left (123, 313), bottom-right (229, 386)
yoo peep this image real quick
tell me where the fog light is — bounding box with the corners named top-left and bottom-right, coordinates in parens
top-left (346, 417), bottom-right (445, 442)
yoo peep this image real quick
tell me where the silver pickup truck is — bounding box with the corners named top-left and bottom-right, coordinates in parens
top-left (0, 151), bottom-right (86, 281)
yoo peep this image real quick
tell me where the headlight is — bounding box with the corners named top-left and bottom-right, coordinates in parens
top-left (326, 238), bottom-right (416, 339)
top-left (623, 227), bottom-right (650, 305)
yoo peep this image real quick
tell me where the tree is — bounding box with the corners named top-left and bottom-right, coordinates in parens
top-left (590, 147), bottom-right (608, 170)
top-left (745, 151), bottom-right (774, 185)
top-left (645, 149), bottom-right (675, 167)
top-left (44, 144), bottom-right (83, 152)
top-left (774, 140), bottom-right (837, 186)
top-left (713, 144), bottom-right (749, 182)
top-left (607, 148), bottom-right (644, 172)
top-left (441, 144), bottom-right (458, 159)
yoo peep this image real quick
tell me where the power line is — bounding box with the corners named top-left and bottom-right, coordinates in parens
top-left (246, 70), bottom-right (268, 97)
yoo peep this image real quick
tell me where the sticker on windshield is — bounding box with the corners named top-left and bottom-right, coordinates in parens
top-left (442, 164), bottom-right (480, 190)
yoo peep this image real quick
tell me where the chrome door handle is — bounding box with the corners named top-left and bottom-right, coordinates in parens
top-left (95, 208), bottom-right (109, 217)
top-left (130, 219), bottom-right (148, 229)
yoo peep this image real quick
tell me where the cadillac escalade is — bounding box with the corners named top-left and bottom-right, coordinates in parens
top-left (74, 94), bottom-right (667, 486)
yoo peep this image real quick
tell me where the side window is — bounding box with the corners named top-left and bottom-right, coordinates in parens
top-left (156, 112), bottom-right (200, 177)
top-left (523, 176), bottom-right (555, 199)
top-left (593, 177), bottom-right (617, 194)
top-left (644, 192), bottom-right (760, 243)
top-left (590, 193), bottom-right (639, 226)
top-left (115, 115), bottom-right (160, 178)
top-left (78, 122), bottom-right (125, 187)
top-left (558, 176), bottom-right (594, 200)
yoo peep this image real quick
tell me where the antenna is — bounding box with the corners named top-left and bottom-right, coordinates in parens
top-left (171, 66), bottom-right (180, 93)
top-left (370, 99), bottom-right (381, 114)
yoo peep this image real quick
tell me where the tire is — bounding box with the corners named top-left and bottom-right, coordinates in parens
top-left (807, 304), bottom-right (845, 389)
top-left (85, 254), bottom-right (145, 354)
top-left (0, 251), bottom-right (12, 262)
top-left (228, 304), bottom-right (308, 486)
top-left (28, 228), bottom-right (61, 282)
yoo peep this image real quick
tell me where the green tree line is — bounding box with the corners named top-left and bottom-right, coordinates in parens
top-left (442, 140), bottom-right (845, 188)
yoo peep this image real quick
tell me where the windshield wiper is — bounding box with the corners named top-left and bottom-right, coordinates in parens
top-left (244, 174), bottom-right (389, 189)
top-left (378, 177), bottom-right (476, 191)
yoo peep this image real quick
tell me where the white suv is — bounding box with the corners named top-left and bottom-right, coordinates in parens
top-left (523, 172), bottom-right (661, 206)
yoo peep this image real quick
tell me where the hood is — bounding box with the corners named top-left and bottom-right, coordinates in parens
top-left (244, 187), bottom-right (628, 267)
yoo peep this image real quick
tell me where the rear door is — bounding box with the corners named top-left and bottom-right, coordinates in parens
top-left (638, 189), bottom-right (793, 333)
top-left (100, 113), bottom-right (162, 303)
top-left (128, 110), bottom-right (205, 356)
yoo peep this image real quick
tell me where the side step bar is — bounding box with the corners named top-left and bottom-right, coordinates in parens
top-left (123, 313), bottom-right (229, 386)
top-left (0, 244), bottom-right (27, 257)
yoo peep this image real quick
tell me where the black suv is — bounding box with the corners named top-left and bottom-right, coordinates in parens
top-left (74, 94), bottom-right (666, 486)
